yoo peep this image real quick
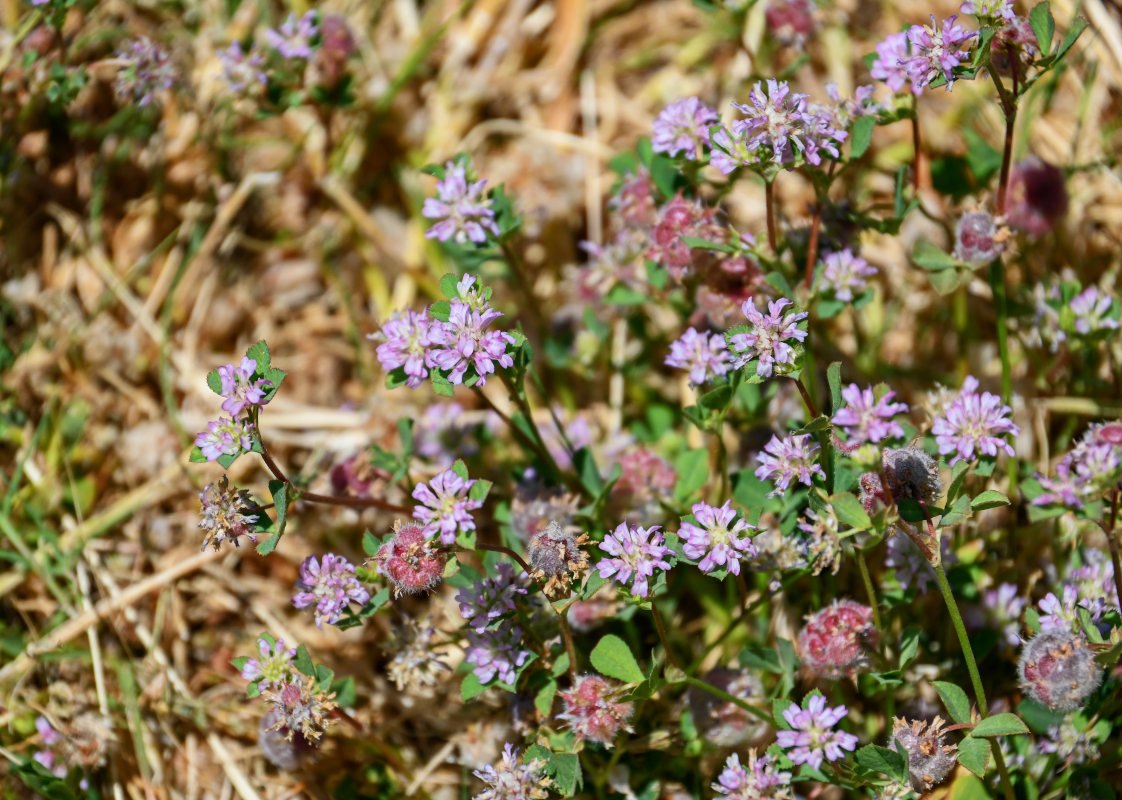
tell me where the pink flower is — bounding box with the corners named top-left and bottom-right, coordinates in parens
top-left (728, 297), bottom-right (808, 378)
top-left (374, 523), bottom-right (446, 596)
top-left (195, 416), bottom-right (254, 462)
top-left (651, 97), bottom-right (717, 161)
top-left (931, 375), bottom-right (1019, 465)
top-left (422, 162), bottom-right (501, 244)
top-left (291, 554), bottom-right (371, 628)
top-left (831, 383), bottom-right (908, 446)
top-left (597, 522), bottom-right (672, 598)
top-left (776, 695), bottom-right (858, 769)
top-left (665, 327), bottom-right (731, 386)
top-left (218, 356), bottom-right (273, 417)
top-left (426, 300), bottom-right (516, 386)
top-left (680, 501), bottom-right (757, 575)
top-left (557, 675), bottom-right (634, 747)
top-left (755, 433), bottom-right (823, 495)
top-left (412, 468), bottom-right (483, 545)
top-left (372, 309), bottom-right (433, 388)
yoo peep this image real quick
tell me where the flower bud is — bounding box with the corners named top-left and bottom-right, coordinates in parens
top-left (797, 599), bottom-right (878, 679)
top-left (1017, 630), bottom-right (1103, 711)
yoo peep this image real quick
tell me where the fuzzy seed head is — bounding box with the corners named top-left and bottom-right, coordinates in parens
top-left (527, 521), bottom-right (590, 598)
top-left (1017, 630), bottom-right (1103, 711)
top-left (891, 716), bottom-right (958, 792)
top-left (261, 675), bottom-right (338, 744)
top-left (882, 445), bottom-right (942, 505)
top-left (374, 522), bottom-right (446, 596)
top-left (557, 675), bottom-right (634, 748)
top-left (797, 599), bottom-right (878, 679)
top-left (198, 475), bottom-right (260, 551)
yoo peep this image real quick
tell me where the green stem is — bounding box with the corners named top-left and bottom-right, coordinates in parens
top-left (682, 675), bottom-right (772, 722)
top-left (933, 560), bottom-right (1016, 800)
top-left (853, 547), bottom-right (882, 633)
top-left (988, 256), bottom-right (1018, 502)
top-left (650, 603), bottom-right (681, 671)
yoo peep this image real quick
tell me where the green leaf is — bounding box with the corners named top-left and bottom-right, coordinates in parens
top-left (898, 626), bottom-right (921, 667)
top-left (827, 361), bottom-right (843, 415)
top-left (855, 744), bottom-right (907, 782)
top-left (450, 459), bottom-right (470, 480)
top-left (972, 712), bottom-right (1029, 738)
top-left (536, 679), bottom-right (558, 715)
top-left (1017, 697), bottom-right (1065, 734)
top-left (971, 490), bottom-right (1010, 511)
top-left (189, 446), bottom-right (208, 463)
top-left (332, 675), bottom-right (357, 708)
top-left (314, 663), bottom-right (335, 691)
top-left (929, 266), bottom-right (969, 295)
top-left (681, 236), bottom-right (738, 254)
top-left (1051, 17), bottom-right (1088, 64)
top-left (246, 340), bottom-right (271, 371)
top-left (363, 531), bottom-right (382, 557)
top-left (772, 697), bottom-right (795, 729)
top-left (1029, 2), bottom-right (1054, 55)
top-left (939, 494), bottom-right (971, 528)
top-left (206, 368), bottom-right (223, 396)
top-left (934, 680), bottom-right (972, 724)
top-left (956, 735), bottom-right (991, 777)
top-left (293, 644), bottom-right (315, 677)
top-left (912, 240), bottom-right (958, 271)
top-left (849, 116), bottom-right (875, 159)
top-left (605, 284), bottom-right (647, 306)
top-left (673, 448), bottom-right (710, 502)
top-left (590, 634), bottom-right (644, 683)
top-left (764, 270), bottom-right (794, 298)
top-left (357, 587), bottom-right (391, 618)
top-left (949, 772), bottom-right (994, 799)
top-left (462, 672), bottom-right (488, 701)
top-left (946, 460), bottom-right (971, 502)
top-left (439, 273), bottom-right (461, 299)
top-left (550, 752), bottom-right (582, 796)
top-left (256, 481), bottom-right (289, 555)
top-left (794, 415), bottom-right (831, 435)
top-left (429, 300), bottom-right (452, 322)
top-left (698, 384), bottom-right (733, 411)
top-left (468, 479), bottom-right (493, 503)
top-left (830, 492), bottom-right (871, 530)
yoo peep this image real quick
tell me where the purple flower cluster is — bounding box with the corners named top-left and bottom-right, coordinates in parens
top-left (423, 162), bottom-right (501, 244)
top-left (1033, 423), bottom-right (1122, 508)
top-left (1038, 584), bottom-right (1104, 635)
top-left (756, 433), bottom-right (824, 495)
top-left (960, 0), bottom-right (1015, 20)
top-left (241, 637), bottom-right (297, 689)
top-left (973, 582), bottom-right (1028, 647)
top-left (472, 743), bottom-right (553, 800)
top-left (1070, 287), bottom-right (1121, 335)
top-left (456, 563), bottom-right (528, 632)
top-left (598, 521), bottom-right (673, 598)
top-left (195, 416), bottom-right (255, 462)
top-left (219, 41), bottom-right (267, 94)
top-left (819, 249), bottom-right (877, 302)
top-left (728, 297), bottom-right (808, 378)
top-left (680, 501), bottom-right (757, 575)
top-left (412, 468), bottom-right (483, 545)
top-left (465, 624), bottom-right (532, 685)
top-left (871, 16), bottom-right (975, 96)
top-left (264, 11), bottom-right (319, 60)
top-left (711, 80), bottom-right (846, 174)
top-left (218, 357), bottom-right (274, 417)
top-left (291, 554), bottom-right (371, 628)
top-left (373, 277), bottom-right (515, 389)
top-left (195, 355), bottom-right (275, 462)
top-left (712, 750), bottom-right (792, 799)
top-left (665, 327), bottom-right (732, 386)
top-left (776, 694), bottom-right (858, 769)
top-left (115, 37), bottom-right (178, 107)
top-left (831, 383), bottom-right (908, 447)
top-left (932, 375), bottom-right (1019, 465)
top-left (651, 97), bottom-right (718, 161)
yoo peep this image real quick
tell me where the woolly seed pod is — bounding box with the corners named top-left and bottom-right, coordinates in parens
top-left (1017, 630), bottom-right (1103, 711)
top-left (557, 675), bottom-right (634, 748)
top-left (374, 522), bottom-right (446, 596)
top-left (797, 599), bottom-right (878, 679)
top-left (891, 716), bottom-right (958, 793)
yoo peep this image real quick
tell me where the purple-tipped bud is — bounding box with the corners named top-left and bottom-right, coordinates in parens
top-left (1017, 630), bottom-right (1103, 711)
top-left (892, 716), bottom-right (958, 793)
top-left (954, 211), bottom-right (1004, 266)
top-left (1006, 157), bottom-right (1068, 236)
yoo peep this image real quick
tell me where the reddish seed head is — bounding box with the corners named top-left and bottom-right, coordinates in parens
top-left (374, 522), bottom-right (446, 596)
top-left (892, 717), bottom-right (957, 793)
top-left (557, 675), bottom-right (634, 748)
top-left (1017, 630), bottom-right (1102, 711)
top-left (797, 599), bottom-right (878, 679)
top-left (1006, 157), bottom-right (1067, 236)
top-left (954, 211), bottom-right (1004, 266)
top-left (765, 0), bottom-right (816, 42)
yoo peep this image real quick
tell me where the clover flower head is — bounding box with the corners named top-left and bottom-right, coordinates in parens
top-left (115, 37), bottom-right (178, 107)
top-left (712, 750), bottom-right (793, 799)
top-left (755, 433), bottom-right (823, 495)
top-left (892, 716), bottom-right (958, 793)
top-left (832, 383), bottom-right (908, 446)
top-left (375, 522), bottom-right (447, 596)
top-left (465, 623), bottom-right (532, 685)
top-left (292, 553), bottom-right (370, 628)
top-left (904, 16), bottom-right (976, 94)
top-left (651, 97), bottom-right (718, 161)
top-left (261, 674), bottom-right (338, 744)
top-left (1018, 630), bottom-right (1103, 711)
top-left (730, 79), bottom-right (812, 167)
top-left (241, 637), bottom-right (297, 689)
top-left (728, 296), bottom-right (808, 377)
top-left (195, 416), bottom-right (255, 462)
top-left (1037, 584), bottom-right (1103, 634)
top-left (456, 563), bottom-right (528, 632)
top-left (665, 327), bottom-right (732, 386)
top-left (776, 694), bottom-right (858, 769)
top-left (1069, 287), bottom-right (1120, 335)
top-left (954, 211), bottom-right (1004, 266)
top-left (426, 300), bottom-right (516, 386)
top-left (218, 356), bottom-right (273, 417)
top-left (597, 521), bottom-right (672, 598)
top-left (219, 41), bottom-right (267, 93)
top-left (423, 162), bottom-right (501, 244)
top-left (819, 249), bottom-right (877, 302)
top-left (960, 0), bottom-right (1015, 20)
top-left (527, 522), bottom-right (590, 598)
top-left (412, 468), bottom-right (483, 545)
top-left (198, 475), bottom-right (260, 551)
top-left (797, 600), bottom-right (877, 679)
top-left (557, 675), bottom-right (634, 747)
top-left (870, 31), bottom-right (912, 94)
top-left (932, 375), bottom-right (1020, 465)
top-left (372, 309), bottom-right (433, 388)
top-left (977, 582), bottom-right (1028, 647)
top-left (472, 743), bottom-right (554, 800)
top-left (264, 11), bottom-right (318, 60)
top-left (680, 500), bottom-right (757, 575)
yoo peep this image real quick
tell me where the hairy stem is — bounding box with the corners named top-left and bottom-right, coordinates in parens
top-left (475, 542), bottom-right (531, 574)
